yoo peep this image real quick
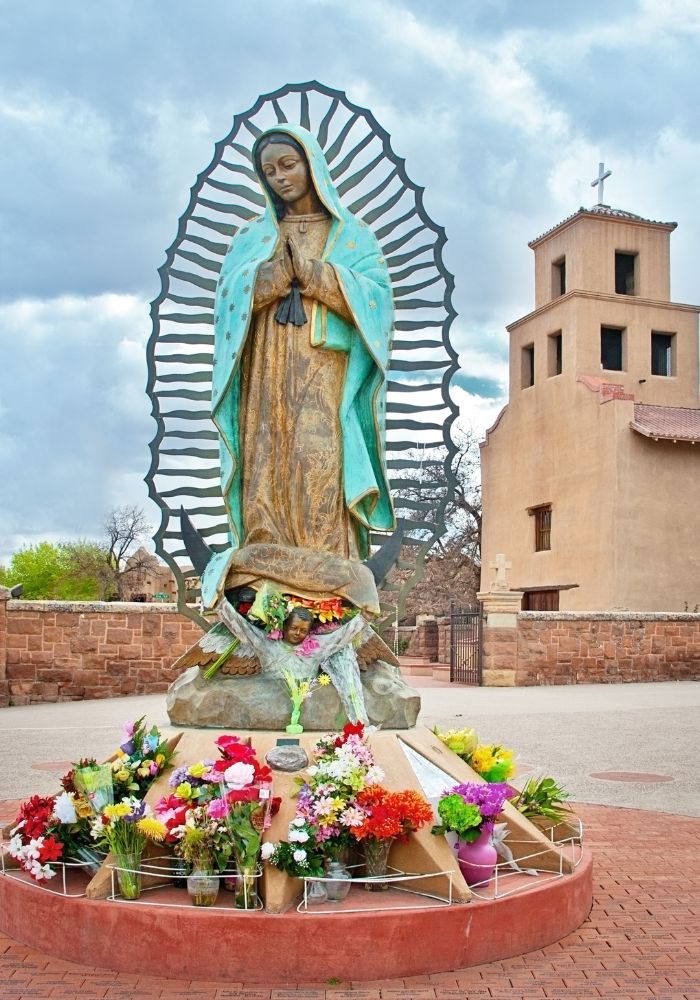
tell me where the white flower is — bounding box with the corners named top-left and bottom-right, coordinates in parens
top-left (293, 849), bottom-right (307, 863)
top-left (365, 766), bottom-right (385, 785)
top-left (292, 816), bottom-right (306, 827)
top-left (53, 791), bottom-right (77, 824)
top-left (306, 765), bottom-right (318, 776)
top-left (223, 762), bottom-right (256, 789)
top-left (295, 830), bottom-right (309, 843)
top-left (260, 842), bottom-right (275, 861)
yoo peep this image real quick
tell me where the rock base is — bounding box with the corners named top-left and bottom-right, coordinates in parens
top-left (165, 660), bottom-right (421, 730)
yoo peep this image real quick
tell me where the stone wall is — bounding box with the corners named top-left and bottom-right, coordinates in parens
top-left (514, 612), bottom-right (700, 685)
top-left (0, 597), bottom-right (203, 707)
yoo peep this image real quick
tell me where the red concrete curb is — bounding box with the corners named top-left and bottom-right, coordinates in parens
top-left (0, 849), bottom-right (592, 983)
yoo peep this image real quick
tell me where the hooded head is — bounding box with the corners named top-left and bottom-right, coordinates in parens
top-left (252, 125), bottom-right (340, 223)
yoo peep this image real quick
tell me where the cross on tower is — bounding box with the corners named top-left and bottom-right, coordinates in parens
top-left (490, 552), bottom-right (512, 591)
top-left (591, 162), bottom-right (612, 206)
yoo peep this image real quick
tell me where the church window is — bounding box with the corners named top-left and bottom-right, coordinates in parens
top-left (552, 257), bottom-right (566, 298)
top-left (601, 326), bottom-right (624, 371)
top-left (651, 331), bottom-right (675, 377)
top-left (548, 331), bottom-right (563, 376)
top-left (529, 503), bottom-right (552, 551)
top-left (615, 252), bottom-right (637, 295)
top-left (521, 344), bottom-right (535, 388)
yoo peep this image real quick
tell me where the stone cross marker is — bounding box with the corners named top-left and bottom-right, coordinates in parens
top-left (490, 553), bottom-right (512, 591)
top-left (591, 161), bottom-right (612, 205)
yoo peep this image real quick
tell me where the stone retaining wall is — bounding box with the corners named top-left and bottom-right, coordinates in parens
top-left (514, 612), bottom-right (700, 685)
top-left (0, 597), bottom-right (203, 707)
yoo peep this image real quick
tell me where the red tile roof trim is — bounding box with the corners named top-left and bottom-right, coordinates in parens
top-left (576, 375), bottom-right (635, 402)
top-left (631, 403), bottom-right (700, 442)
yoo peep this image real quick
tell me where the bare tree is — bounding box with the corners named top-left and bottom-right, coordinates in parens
top-left (385, 422), bottom-right (482, 618)
top-left (103, 505), bottom-right (153, 599)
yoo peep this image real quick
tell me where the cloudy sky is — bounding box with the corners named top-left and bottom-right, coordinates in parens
top-left (1, 0), bottom-right (699, 562)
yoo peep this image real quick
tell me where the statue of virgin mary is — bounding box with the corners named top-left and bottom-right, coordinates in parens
top-left (199, 124), bottom-right (396, 615)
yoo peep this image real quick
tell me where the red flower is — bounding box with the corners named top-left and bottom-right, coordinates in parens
top-left (351, 787), bottom-right (433, 842)
top-left (15, 795), bottom-right (56, 841)
top-left (38, 836), bottom-right (63, 863)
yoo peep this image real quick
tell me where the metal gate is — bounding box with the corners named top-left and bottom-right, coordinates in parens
top-left (450, 605), bottom-right (482, 684)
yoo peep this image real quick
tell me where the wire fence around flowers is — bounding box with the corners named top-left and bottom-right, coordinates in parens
top-left (0, 848), bottom-right (108, 898)
top-left (298, 865), bottom-right (455, 913)
top-left (105, 855), bottom-right (264, 910)
top-left (467, 828), bottom-right (585, 902)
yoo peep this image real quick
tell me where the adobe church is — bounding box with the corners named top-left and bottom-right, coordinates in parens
top-left (480, 172), bottom-right (700, 612)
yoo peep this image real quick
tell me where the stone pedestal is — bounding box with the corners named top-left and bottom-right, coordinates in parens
top-left (166, 660), bottom-right (421, 730)
top-left (477, 588), bottom-right (524, 687)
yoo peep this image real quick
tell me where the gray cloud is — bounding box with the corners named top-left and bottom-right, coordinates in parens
top-left (1, 0), bottom-right (698, 554)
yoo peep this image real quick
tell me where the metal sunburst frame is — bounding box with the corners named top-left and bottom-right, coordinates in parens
top-left (146, 81), bottom-right (460, 628)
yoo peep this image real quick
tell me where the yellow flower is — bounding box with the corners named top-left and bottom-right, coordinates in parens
top-left (188, 762), bottom-right (208, 778)
top-left (318, 674), bottom-right (331, 687)
top-left (104, 803), bottom-right (131, 820)
top-left (470, 746), bottom-right (496, 773)
top-left (175, 782), bottom-right (194, 800)
top-left (115, 769), bottom-right (130, 783)
top-left (137, 817), bottom-right (168, 842)
top-left (155, 753), bottom-right (165, 766)
top-left (435, 726), bottom-right (478, 758)
top-left (76, 798), bottom-right (93, 819)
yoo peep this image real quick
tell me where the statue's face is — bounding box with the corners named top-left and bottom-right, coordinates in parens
top-left (260, 143), bottom-right (312, 206)
top-left (283, 612), bottom-right (312, 646)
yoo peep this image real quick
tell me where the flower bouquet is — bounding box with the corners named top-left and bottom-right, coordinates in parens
top-left (434, 726), bottom-right (515, 783)
top-left (91, 797), bottom-right (167, 899)
top-left (269, 723), bottom-right (384, 901)
top-left (281, 669), bottom-right (330, 733)
top-left (154, 734), bottom-right (278, 907)
top-left (349, 785), bottom-right (433, 891)
top-left (432, 782), bottom-right (512, 887)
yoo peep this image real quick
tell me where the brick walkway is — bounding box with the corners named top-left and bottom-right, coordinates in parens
top-left (1, 802), bottom-right (698, 999)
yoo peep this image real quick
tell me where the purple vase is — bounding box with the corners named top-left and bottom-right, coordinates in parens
top-left (457, 827), bottom-right (498, 887)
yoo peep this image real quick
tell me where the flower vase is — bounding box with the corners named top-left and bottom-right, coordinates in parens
top-left (114, 851), bottom-right (141, 900)
top-left (305, 878), bottom-right (328, 905)
top-left (285, 704), bottom-right (304, 734)
top-left (234, 863), bottom-right (260, 909)
top-left (170, 855), bottom-right (190, 889)
top-left (457, 827), bottom-right (498, 887)
top-left (363, 837), bottom-right (394, 892)
top-left (324, 859), bottom-right (352, 902)
top-left (186, 867), bottom-right (220, 906)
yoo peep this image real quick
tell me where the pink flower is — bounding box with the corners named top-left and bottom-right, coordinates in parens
top-left (295, 636), bottom-right (320, 657)
top-left (207, 798), bottom-right (230, 820)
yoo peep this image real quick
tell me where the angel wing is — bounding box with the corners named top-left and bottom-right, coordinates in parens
top-left (171, 620), bottom-right (260, 676)
top-left (353, 622), bottom-right (400, 670)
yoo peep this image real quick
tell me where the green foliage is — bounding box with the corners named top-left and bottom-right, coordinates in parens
top-left (512, 776), bottom-right (572, 822)
top-left (1, 541), bottom-right (107, 600)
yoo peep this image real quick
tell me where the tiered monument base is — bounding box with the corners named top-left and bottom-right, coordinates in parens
top-left (0, 727), bottom-right (593, 980)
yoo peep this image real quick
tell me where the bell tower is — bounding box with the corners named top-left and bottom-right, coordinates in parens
top-left (480, 189), bottom-right (700, 612)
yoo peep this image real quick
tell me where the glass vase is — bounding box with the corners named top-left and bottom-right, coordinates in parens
top-left (170, 854), bottom-right (190, 889)
top-left (186, 866), bottom-right (220, 906)
top-left (363, 837), bottom-right (394, 892)
top-left (114, 851), bottom-right (141, 900)
top-left (234, 863), bottom-right (260, 909)
top-left (324, 859), bottom-right (352, 903)
top-left (305, 878), bottom-right (328, 905)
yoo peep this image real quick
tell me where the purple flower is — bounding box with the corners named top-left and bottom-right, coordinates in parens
top-left (124, 800), bottom-right (146, 823)
top-left (120, 740), bottom-right (135, 756)
top-left (449, 782), bottom-right (511, 818)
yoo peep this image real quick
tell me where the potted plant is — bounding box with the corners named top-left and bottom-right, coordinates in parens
top-left (510, 775), bottom-right (579, 842)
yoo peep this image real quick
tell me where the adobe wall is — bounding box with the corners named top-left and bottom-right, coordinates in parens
top-left (0, 597), bottom-right (203, 707)
top-left (514, 612), bottom-right (700, 685)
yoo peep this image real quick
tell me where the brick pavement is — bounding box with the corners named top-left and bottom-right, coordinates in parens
top-left (1, 802), bottom-right (698, 999)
